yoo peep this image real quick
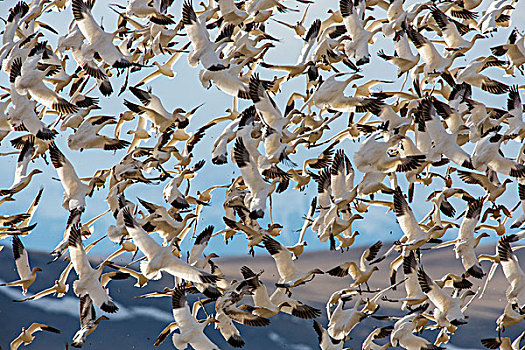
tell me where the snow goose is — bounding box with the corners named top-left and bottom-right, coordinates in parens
top-left (68, 224), bottom-right (119, 313)
top-left (48, 142), bottom-right (93, 212)
top-left (390, 314), bottom-right (440, 350)
top-left (454, 198), bottom-right (486, 278)
top-left (296, 19), bottom-right (321, 65)
top-left (481, 330), bottom-right (525, 350)
top-left (362, 326), bottom-right (393, 350)
top-left (478, 0), bottom-right (516, 34)
top-left (271, 4), bottom-right (309, 37)
top-left (136, 44), bottom-right (189, 86)
top-left (137, 197), bottom-right (197, 244)
top-left (313, 320), bottom-right (347, 350)
top-left (214, 307), bottom-right (245, 348)
top-left (233, 138), bottom-right (280, 219)
top-left (354, 135), bottom-right (425, 174)
top-left (125, 85), bottom-right (187, 131)
top-left (104, 262), bottom-right (149, 288)
top-left (125, 0), bottom-right (175, 24)
top-left (471, 131), bottom-right (525, 177)
top-left (0, 140), bottom-right (42, 197)
top-left (240, 266), bottom-right (320, 318)
top-left (0, 235), bottom-right (41, 295)
top-left (154, 285), bottom-right (219, 349)
top-left (491, 28), bottom-right (525, 76)
top-left (72, 0), bottom-right (133, 68)
top-left (10, 323), bottom-right (61, 350)
top-left (7, 67), bottom-right (56, 140)
top-left (121, 206), bottom-right (218, 284)
top-left (503, 86), bottom-right (525, 138)
top-left (417, 266), bottom-right (469, 326)
top-left (12, 49), bottom-right (78, 114)
top-left (182, 0), bottom-right (230, 68)
top-left (497, 300), bottom-right (525, 332)
top-left (327, 295), bottom-right (368, 340)
top-left (238, 266), bottom-right (290, 318)
top-left (456, 56), bottom-right (510, 94)
top-left (429, 6), bottom-right (485, 53)
top-left (214, 288), bottom-right (270, 344)
top-left (71, 295), bottom-right (110, 348)
top-left (262, 235), bottom-right (324, 288)
top-left (68, 115), bottom-right (130, 151)
top-left (199, 63), bottom-right (251, 105)
top-left (218, 0), bottom-right (249, 24)
top-left (392, 186), bottom-right (443, 251)
top-left (326, 241), bottom-right (382, 291)
top-left (457, 169), bottom-right (512, 203)
top-left (406, 23), bottom-right (464, 83)
top-left (498, 235), bottom-right (525, 309)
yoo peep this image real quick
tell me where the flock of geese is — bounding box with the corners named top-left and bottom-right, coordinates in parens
top-left (0, 0), bottom-right (524, 349)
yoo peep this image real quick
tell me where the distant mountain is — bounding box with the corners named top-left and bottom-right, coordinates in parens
top-left (0, 246), bottom-right (521, 349)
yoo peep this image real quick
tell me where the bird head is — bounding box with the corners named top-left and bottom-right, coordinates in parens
top-left (33, 267), bottom-right (43, 272)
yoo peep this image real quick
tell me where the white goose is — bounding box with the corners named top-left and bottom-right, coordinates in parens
top-left (326, 241), bottom-right (382, 290)
top-left (125, 85), bottom-right (187, 132)
top-left (154, 286), bottom-right (219, 349)
top-left (262, 235), bottom-right (324, 288)
top-left (0, 235), bottom-right (41, 295)
top-left (241, 266), bottom-right (321, 319)
top-left (71, 295), bottom-right (110, 348)
top-left (327, 295), bottom-right (367, 340)
top-left (72, 0), bottom-right (132, 68)
top-left (406, 24), bottom-right (464, 82)
top-left (233, 138), bottom-right (279, 219)
top-left (0, 140), bottom-right (42, 197)
top-left (48, 142), bottom-right (92, 212)
top-left (125, 0), bottom-right (174, 25)
top-left (471, 132), bottom-right (525, 177)
top-left (10, 323), bottom-right (61, 350)
top-left (455, 198), bottom-right (486, 278)
top-left (313, 320), bottom-right (348, 350)
top-left (11, 53), bottom-right (78, 114)
top-left (68, 224), bottom-right (118, 313)
top-left (182, 0), bottom-right (230, 68)
top-left (498, 236), bottom-right (525, 308)
top-left (417, 266), bottom-right (469, 326)
top-left (121, 206), bottom-right (218, 284)
top-left (429, 5), bottom-right (485, 52)
top-left (68, 115), bottom-right (130, 151)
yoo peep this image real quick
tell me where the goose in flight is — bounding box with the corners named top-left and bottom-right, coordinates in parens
top-left (481, 330), bottom-right (525, 350)
top-left (240, 265), bottom-right (320, 319)
top-left (0, 139), bottom-right (42, 197)
top-left (124, 0), bottom-right (175, 25)
top-left (72, 0), bottom-right (132, 68)
top-left (67, 115), bottom-right (130, 151)
top-left (182, 0), bottom-right (230, 68)
top-left (0, 235), bottom-right (41, 295)
top-left (71, 295), bottom-right (110, 348)
top-left (498, 235), bottom-right (525, 309)
top-left (68, 224), bottom-right (119, 313)
top-left (10, 323), bottom-right (61, 350)
top-left (262, 235), bottom-right (324, 288)
top-left (417, 266), bottom-right (469, 326)
top-left (11, 52), bottom-right (78, 114)
top-left (121, 206), bottom-right (219, 284)
top-left (313, 320), bottom-right (348, 350)
top-left (48, 142), bottom-right (94, 212)
top-left (154, 285), bottom-right (219, 349)
top-left (326, 241), bottom-right (382, 291)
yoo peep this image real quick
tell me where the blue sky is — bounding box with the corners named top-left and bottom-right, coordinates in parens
top-left (0, 0), bottom-right (524, 259)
